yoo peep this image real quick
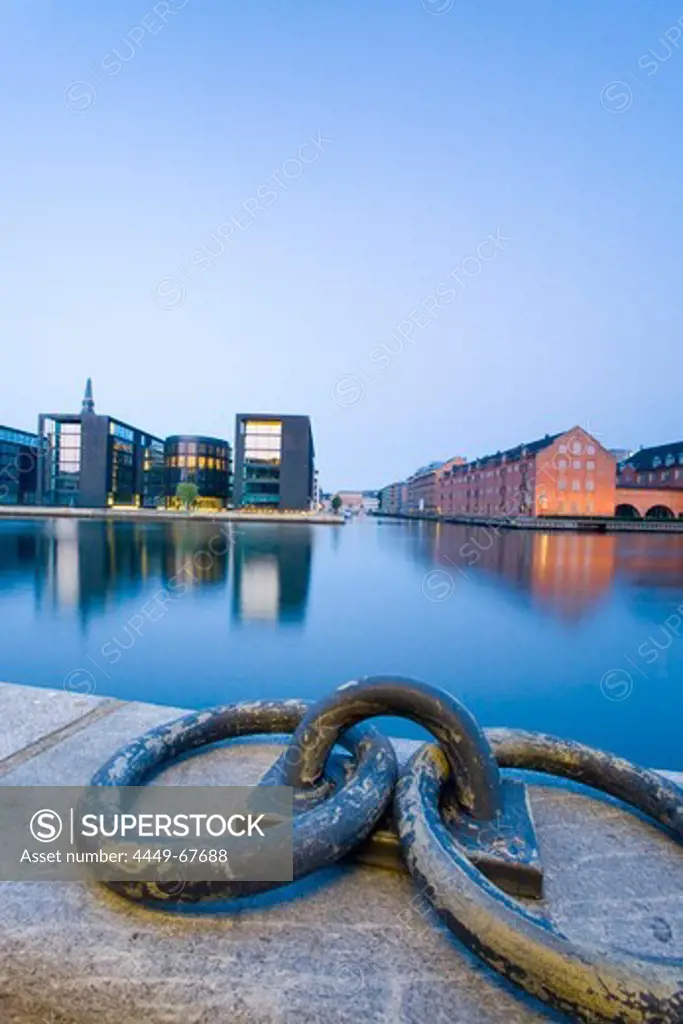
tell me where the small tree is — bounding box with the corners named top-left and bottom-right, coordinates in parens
top-left (331, 494), bottom-right (342, 513)
top-left (176, 481), bottom-right (199, 511)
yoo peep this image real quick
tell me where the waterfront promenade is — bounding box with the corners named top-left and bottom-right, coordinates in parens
top-left (378, 510), bottom-right (683, 533)
top-left (0, 680), bottom-right (681, 1023)
top-left (0, 505), bottom-right (343, 526)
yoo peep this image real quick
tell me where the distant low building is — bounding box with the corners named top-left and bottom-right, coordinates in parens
top-left (361, 491), bottom-right (379, 513)
top-left (336, 491), bottom-right (364, 511)
top-left (378, 482), bottom-right (405, 515)
top-left (405, 462), bottom-right (444, 514)
top-left (331, 490), bottom-right (379, 513)
top-left (37, 380), bottom-right (165, 509)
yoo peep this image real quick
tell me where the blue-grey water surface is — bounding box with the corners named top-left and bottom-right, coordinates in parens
top-left (1, 515), bottom-right (682, 767)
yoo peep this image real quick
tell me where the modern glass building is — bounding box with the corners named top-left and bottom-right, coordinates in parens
top-left (38, 380), bottom-right (165, 508)
top-left (164, 435), bottom-right (232, 509)
top-left (0, 425), bottom-right (41, 505)
top-left (233, 414), bottom-right (315, 511)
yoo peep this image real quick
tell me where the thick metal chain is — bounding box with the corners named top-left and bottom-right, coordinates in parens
top-left (91, 677), bottom-right (683, 1023)
top-left (90, 698), bottom-right (397, 901)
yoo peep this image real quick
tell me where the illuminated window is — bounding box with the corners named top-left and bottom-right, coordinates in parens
top-left (572, 480), bottom-right (581, 491)
top-left (246, 421), bottom-right (282, 435)
top-left (586, 460), bottom-right (595, 470)
top-left (586, 445), bottom-right (595, 455)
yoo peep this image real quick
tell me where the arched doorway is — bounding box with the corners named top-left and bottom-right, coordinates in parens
top-left (645, 505), bottom-right (674, 520)
top-left (615, 503), bottom-right (641, 519)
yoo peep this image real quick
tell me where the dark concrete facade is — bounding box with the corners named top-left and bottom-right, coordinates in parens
top-left (37, 384), bottom-right (164, 509)
top-left (233, 413), bottom-right (315, 511)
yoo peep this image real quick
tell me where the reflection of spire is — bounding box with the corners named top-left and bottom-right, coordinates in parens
top-left (82, 377), bottom-right (95, 413)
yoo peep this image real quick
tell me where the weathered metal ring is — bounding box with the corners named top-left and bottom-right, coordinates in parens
top-left (396, 737), bottom-right (683, 1023)
top-left (487, 727), bottom-right (683, 835)
top-left (281, 676), bottom-right (503, 820)
top-left (90, 698), bottom-right (397, 903)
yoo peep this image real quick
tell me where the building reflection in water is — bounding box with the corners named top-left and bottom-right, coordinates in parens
top-left (428, 523), bottom-right (617, 620)
top-left (232, 525), bottom-right (312, 624)
top-left (0, 521), bottom-right (42, 590)
top-left (17, 518), bottom-right (312, 627)
top-left (613, 533), bottom-right (683, 590)
top-left (362, 519), bottom-right (624, 621)
top-left (30, 519), bottom-right (229, 625)
top-left (162, 522), bottom-right (230, 589)
top-left (4, 516), bottom-right (683, 630)
top-left (425, 523), bottom-right (683, 619)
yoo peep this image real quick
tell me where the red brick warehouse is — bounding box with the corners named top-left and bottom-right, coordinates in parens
top-left (437, 427), bottom-right (616, 518)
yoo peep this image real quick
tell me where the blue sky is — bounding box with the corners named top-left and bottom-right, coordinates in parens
top-left (1, 0), bottom-right (681, 489)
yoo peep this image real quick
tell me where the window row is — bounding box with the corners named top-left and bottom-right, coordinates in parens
top-left (244, 435), bottom-right (283, 453)
top-left (652, 453), bottom-right (683, 468)
top-left (558, 442), bottom-right (596, 456)
top-left (556, 459), bottom-right (596, 471)
top-left (45, 420), bottom-right (81, 436)
top-left (110, 422), bottom-right (135, 442)
top-left (637, 469), bottom-right (683, 483)
top-left (0, 428), bottom-right (39, 447)
top-left (244, 422), bottom-right (282, 436)
top-left (168, 456), bottom-right (229, 470)
top-left (170, 442), bottom-right (229, 457)
top-left (557, 479), bottom-right (595, 491)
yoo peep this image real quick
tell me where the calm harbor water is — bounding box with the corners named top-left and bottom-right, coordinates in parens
top-left (1, 515), bottom-right (682, 767)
